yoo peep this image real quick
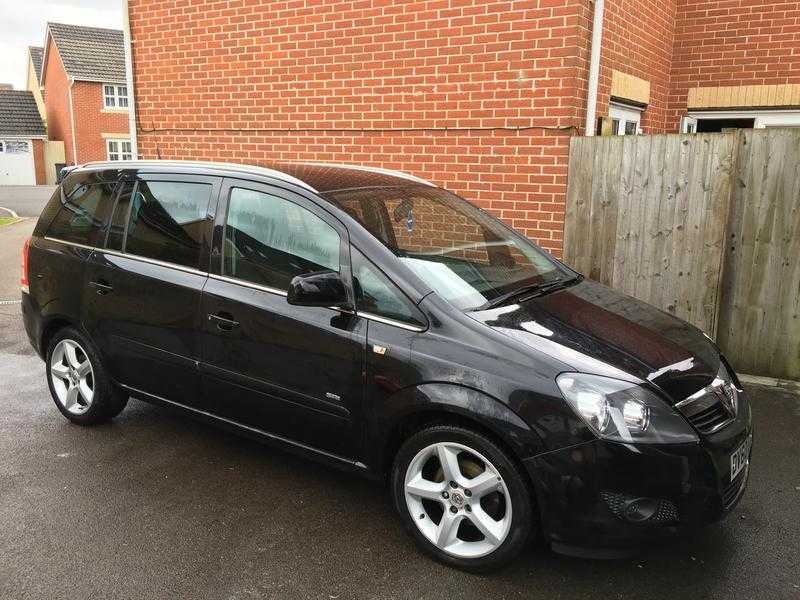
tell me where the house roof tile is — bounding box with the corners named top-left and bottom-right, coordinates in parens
top-left (47, 22), bottom-right (126, 83)
top-left (0, 90), bottom-right (47, 137)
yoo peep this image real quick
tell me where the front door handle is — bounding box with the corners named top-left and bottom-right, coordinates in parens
top-left (208, 312), bottom-right (240, 331)
top-left (89, 280), bottom-right (114, 295)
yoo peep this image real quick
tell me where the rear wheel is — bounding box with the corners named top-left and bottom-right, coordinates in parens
top-left (46, 327), bottom-right (128, 425)
top-left (391, 425), bottom-right (534, 572)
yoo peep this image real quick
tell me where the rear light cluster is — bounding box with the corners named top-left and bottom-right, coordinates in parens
top-left (21, 237), bottom-right (30, 293)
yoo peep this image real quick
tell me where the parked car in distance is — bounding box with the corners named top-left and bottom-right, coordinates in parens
top-left (21, 160), bottom-right (753, 571)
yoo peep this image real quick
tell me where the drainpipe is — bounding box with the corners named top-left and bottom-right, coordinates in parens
top-left (584, 0), bottom-right (605, 136)
top-left (122, 0), bottom-right (139, 158)
top-left (67, 78), bottom-right (78, 164)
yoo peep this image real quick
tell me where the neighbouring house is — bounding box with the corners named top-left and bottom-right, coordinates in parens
top-left (41, 22), bottom-right (131, 171)
top-left (126, 0), bottom-right (800, 255)
top-left (26, 46), bottom-right (46, 123)
top-left (26, 45), bottom-right (66, 185)
top-left (0, 90), bottom-right (47, 185)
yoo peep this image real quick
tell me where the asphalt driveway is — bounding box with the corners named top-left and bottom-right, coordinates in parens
top-left (0, 218), bottom-right (798, 600)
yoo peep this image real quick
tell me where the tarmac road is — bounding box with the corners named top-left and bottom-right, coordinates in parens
top-left (0, 218), bottom-right (798, 600)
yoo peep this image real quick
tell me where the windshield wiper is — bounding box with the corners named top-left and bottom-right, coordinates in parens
top-left (474, 275), bottom-right (581, 311)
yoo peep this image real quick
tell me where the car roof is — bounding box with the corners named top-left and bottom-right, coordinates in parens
top-left (75, 160), bottom-right (435, 194)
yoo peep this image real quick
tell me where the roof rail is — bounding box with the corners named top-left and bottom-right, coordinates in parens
top-left (287, 161), bottom-right (435, 187)
top-left (76, 160), bottom-right (318, 192)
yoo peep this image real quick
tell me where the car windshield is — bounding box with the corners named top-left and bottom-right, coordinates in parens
top-left (325, 186), bottom-right (572, 311)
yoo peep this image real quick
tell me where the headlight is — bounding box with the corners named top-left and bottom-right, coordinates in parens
top-left (556, 373), bottom-right (698, 444)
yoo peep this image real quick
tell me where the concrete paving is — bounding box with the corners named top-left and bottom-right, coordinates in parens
top-left (0, 218), bottom-right (798, 599)
top-left (0, 186), bottom-right (56, 218)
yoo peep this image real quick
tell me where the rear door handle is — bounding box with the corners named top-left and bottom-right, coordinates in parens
top-left (89, 280), bottom-right (114, 295)
top-left (208, 312), bottom-right (240, 331)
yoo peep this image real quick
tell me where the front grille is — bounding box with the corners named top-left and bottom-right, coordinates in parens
top-left (676, 382), bottom-right (737, 435)
top-left (686, 401), bottom-right (730, 433)
top-left (722, 467), bottom-right (748, 509)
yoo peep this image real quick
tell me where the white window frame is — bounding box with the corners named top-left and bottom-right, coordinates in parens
top-left (680, 116), bottom-right (698, 133)
top-left (106, 139), bottom-right (133, 161)
top-left (103, 84), bottom-right (129, 109)
top-left (687, 109), bottom-right (800, 130)
top-left (610, 102), bottom-right (643, 136)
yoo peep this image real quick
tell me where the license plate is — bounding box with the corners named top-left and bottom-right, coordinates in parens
top-left (730, 434), bottom-right (752, 483)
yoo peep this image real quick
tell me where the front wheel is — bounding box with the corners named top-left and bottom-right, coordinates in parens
top-left (391, 425), bottom-right (535, 572)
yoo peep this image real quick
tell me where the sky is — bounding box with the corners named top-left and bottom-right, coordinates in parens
top-left (0, 0), bottom-right (124, 89)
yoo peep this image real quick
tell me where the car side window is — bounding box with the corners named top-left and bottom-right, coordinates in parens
top-left (223, 187), bottom-right (341, 290)
top-left (351, 247), bottom-right (425, 327)
top-left (46, 179), bottom-right (118, 246)
top-left (105, 180), bottom-right (134, 251)
top-left (124, 180), bottom-right (213, 269)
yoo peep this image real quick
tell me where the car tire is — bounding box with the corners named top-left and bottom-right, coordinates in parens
top-left (391, 425), bottom-right (534, 572)
top-left (45, 326), bottom-right (128, 425)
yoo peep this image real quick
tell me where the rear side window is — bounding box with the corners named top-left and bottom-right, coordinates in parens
top-left (125, 181), bottom-right (212, 269)
top-left (46, 181), bottom-right (118, 246)
top-left (223, 187), bottom-right (341, 290)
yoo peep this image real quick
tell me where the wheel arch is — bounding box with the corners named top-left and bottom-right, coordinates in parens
top-left (40, 314), bottom-right (82, 357)
top-left (370, 382), bottom-right (544, 480)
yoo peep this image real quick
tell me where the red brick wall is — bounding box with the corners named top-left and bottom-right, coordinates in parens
top-left (598, 0), bottom-right (677, 133)
top-left (669, 0), bottom-right (800, 127)
top-left (71, 82), bottom-right (130, 163)
top-left (32, 139), bottom-right (45, 184)
top-left (42, 37), bottom-right (75, 164)
top-left (128, 0), bottom-right (600, 255)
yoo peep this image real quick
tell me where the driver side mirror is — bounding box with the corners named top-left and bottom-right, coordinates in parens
top-left (287, 271), bottom-right (350, 309)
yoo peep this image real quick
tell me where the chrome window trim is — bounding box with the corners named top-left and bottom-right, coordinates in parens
top-left (45, 237), bottom-right (427, 333)
top-left (44, 237), bottom-right (208, 277)
top-left (44, 236), bottom-right (95, 252)
top-left (209, 274), bottom-right (425, 332)
top-left (357, 311), bottom-right (427, 332)
top-left (208, 273), bottom-right (287, 297)
top-left (102, 248), bottom-right (208, 277)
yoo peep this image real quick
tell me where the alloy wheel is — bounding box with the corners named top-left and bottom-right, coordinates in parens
top-left (404, 442), bottom-right (512, 558)
top-left (50, 339), bottom-right (95, 415)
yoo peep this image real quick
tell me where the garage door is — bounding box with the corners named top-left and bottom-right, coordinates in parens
top-left (0, 140), bottom-right (36, 185)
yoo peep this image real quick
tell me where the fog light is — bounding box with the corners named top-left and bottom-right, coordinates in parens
top-left (601, 491), bottom-right (679, 524)
top-left (623, 497), bottom-right (658, 522)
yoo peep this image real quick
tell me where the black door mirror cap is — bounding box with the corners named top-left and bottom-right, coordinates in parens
top-left (287, 270), bottom-right (351, 310)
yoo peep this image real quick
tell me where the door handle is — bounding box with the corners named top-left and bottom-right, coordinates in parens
top-left (89, 280), bottom-right (114, 295)
top-left (208, 312), bottom-right (240, 331)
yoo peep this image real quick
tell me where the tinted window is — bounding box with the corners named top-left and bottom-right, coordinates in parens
top-left (327, 186), bottom-right (570, 311)
top-left (105, 180), bottom-right (134, 251)
top-left (224, 187), bottom-right (340, 290)
top-left (125, 181), bottom-right (212, 269)
top-left (351, 247), bottom-right (424, 326)
top-left (46, 181), bottom-right (118, 246)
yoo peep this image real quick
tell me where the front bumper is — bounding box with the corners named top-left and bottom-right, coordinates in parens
top-left (525, 392), bottom-right (753, 556)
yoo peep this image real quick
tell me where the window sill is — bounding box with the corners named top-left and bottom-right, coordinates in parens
top-left (101, 108), bottom-right (130, 114)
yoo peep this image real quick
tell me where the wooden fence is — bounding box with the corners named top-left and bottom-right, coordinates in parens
top-left (564, 129), bottom-right (800, 380)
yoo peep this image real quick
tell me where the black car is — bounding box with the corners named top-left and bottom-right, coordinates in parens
top-left (21, 160), bottom-right (753, 571)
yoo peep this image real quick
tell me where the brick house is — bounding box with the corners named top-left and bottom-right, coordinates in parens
top-left (41, 23), bottom-right (132, 168)
top-left (0, 90), bottom-right (47, 185)
top-left (126, 0), bottom-right (800, 255)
